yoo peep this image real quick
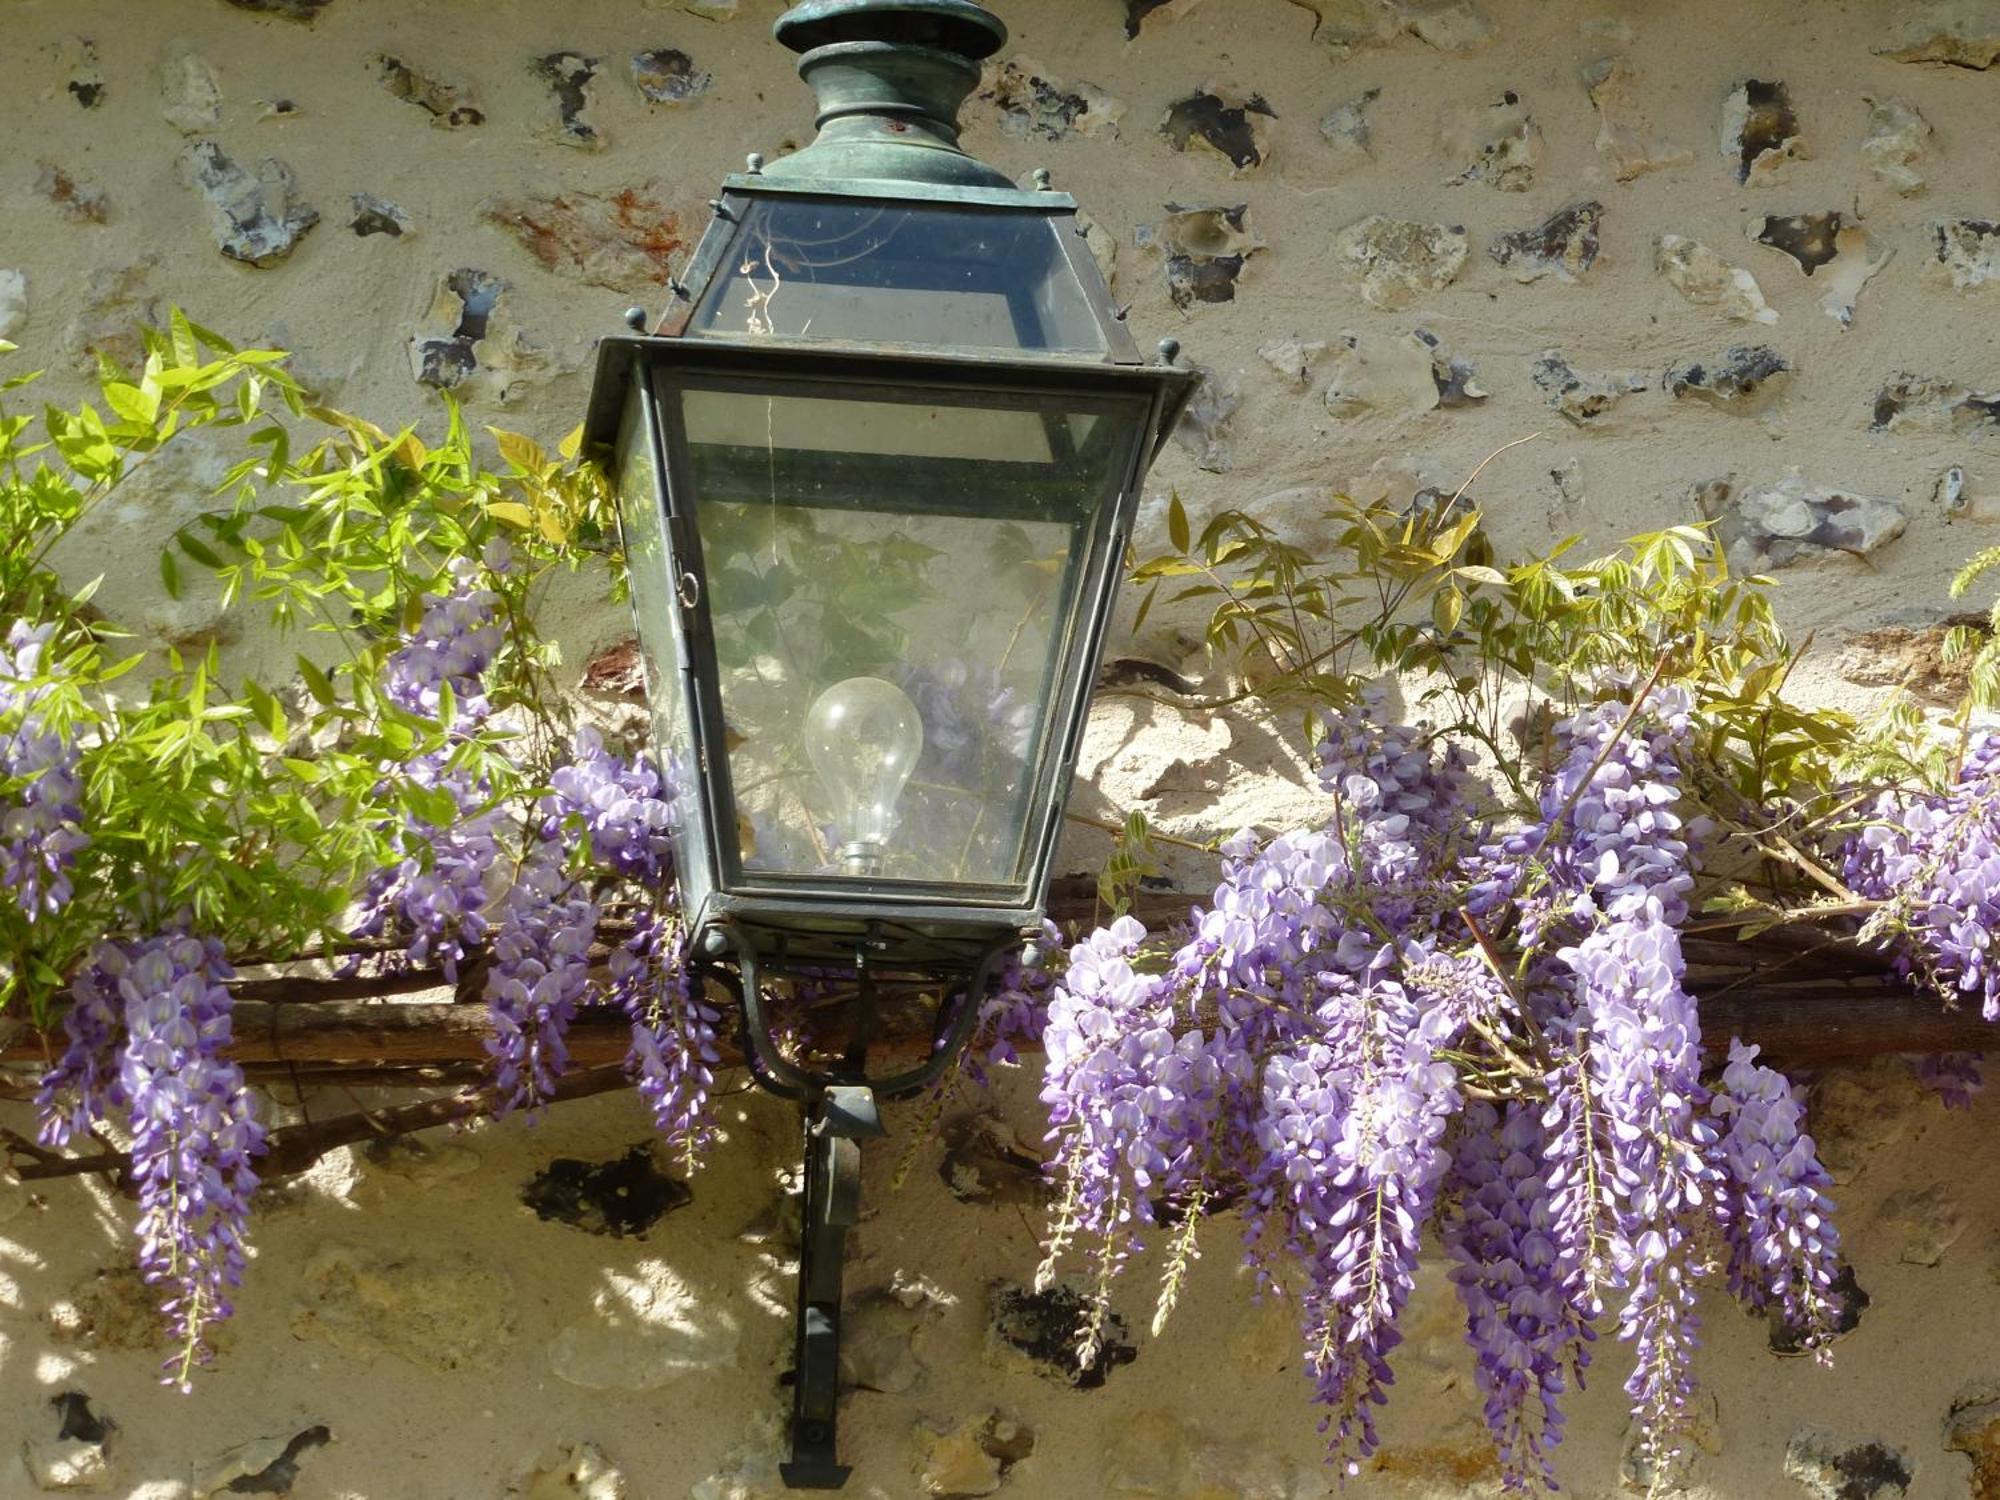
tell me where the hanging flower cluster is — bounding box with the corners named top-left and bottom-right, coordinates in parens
top-left (39, 935), bottom-right (265, 1388)
top-left (1, 620), bottom-right (88, 920)
top-left (1845, 732), bottom-right (2000, 1099)
top-left (1035, 692), bottom-right (1847, 1488)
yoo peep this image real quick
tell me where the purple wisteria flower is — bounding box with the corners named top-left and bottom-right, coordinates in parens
top-left (1249, 970), bottom-right (1464, 1473)
top-left (483, 841), bottom-right (599, 1116)
top-left (1560, 915), bottom-right (1717, 1464)
top-left (540, 726), bottom-right (675, 885)
top-left (611, 910), bottom-right (721, 1169)
top-left (1706, 1038), bottom-right (1842, 1356)
top-left (895, 658), bottom-right (1034, 787)
top-left (1914, 1051), bottom-right (1984, 1110)
top-left (0, 620), bottom-right (88, 919)
top-left (965, 919), bottom-right (1064, 1082)
top-left (1846, 731), bottom-right (2000, 1022)
top-left (46, 935), bottom-right (267, 1389)
top-left (351, 753), bottom-right (508, 982)
top-left (382, 551), bottom-right (507, 723)
top-left (1039, 915), bottom-right (1235, 1343)
top-left (35, 953), bottom-right (126, 1148)
top-left (1446, 1099), bottom-right (1593, 1490)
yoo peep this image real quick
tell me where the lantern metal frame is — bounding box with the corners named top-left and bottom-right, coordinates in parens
top-left (578, 1), bottom-right (1197, 1487)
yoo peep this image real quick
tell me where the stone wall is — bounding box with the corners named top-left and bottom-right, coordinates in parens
top-left (3, 0), bottom-right (2000, 1496)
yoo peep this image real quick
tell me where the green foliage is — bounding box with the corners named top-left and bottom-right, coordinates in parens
top-left (0, 316), bottom-right (610, 1022)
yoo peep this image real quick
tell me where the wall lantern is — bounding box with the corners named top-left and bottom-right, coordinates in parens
top-left (581, 0), bottom-right (1196, 1486)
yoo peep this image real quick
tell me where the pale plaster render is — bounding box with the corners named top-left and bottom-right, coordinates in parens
top-left (2, 1), bottom-right (2000, 1496)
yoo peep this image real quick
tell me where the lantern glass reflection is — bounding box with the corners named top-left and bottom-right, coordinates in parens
top-left (669, 377), bottom-right (1146, 894)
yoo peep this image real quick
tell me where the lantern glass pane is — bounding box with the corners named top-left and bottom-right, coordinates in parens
top-left (612, 385), bottom-right (690, 852)
top-left (675, 379), bottom-right (1144, 893)
top-left (690, 197), bottom-right (1106, 354)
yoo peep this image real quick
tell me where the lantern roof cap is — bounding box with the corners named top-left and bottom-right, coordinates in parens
top-left (767, 0), bottom-right (1015, 190)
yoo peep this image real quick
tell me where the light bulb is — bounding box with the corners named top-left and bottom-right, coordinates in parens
top-left (804, 676), bottom-right (923, 876)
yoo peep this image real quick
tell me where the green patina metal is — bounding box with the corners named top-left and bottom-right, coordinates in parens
top-left (767, 0), bottom-right (1015, 190)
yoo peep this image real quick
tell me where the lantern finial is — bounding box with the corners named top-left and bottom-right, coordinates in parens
top-left (768, 0), bottom-right (1012, 188)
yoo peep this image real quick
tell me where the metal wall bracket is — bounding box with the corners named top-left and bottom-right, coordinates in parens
top-left (780, 1083), bottom-right (885, 1490)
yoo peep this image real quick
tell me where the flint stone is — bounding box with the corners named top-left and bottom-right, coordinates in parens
top-left (1149, 203), bottom-right (1260, 310)
top-left (411, 267), bottom-right (503, 390)
top-left (1722, 78), bottom-right (1805, 184)
top-left (534, 51), bottom-right (603, 149)
top-left (521, 1143), bottom-right (690, 1238)
top-left (1934, 219), bottom-right (2000, 290)
top-left (1839, 618), bottom-right (1983, 702)
top-left (224, 0), bottom-right (335, 19)
top-left (1162, 89), bottom-right (1276, 173)
top-left (1326, 329), bottom-right (1484, 420)
top-left (1320, 87), bottom-right (1378, 161)
top-left (1584, 55), bottom-right (1690, 181)
top-left (918, 1430), bottom-right (1000, 1498)
top-left (1657, 234), bottom-right (1777, 324)
top-left (292, 1244), bottom-right (515, 1372)
top-left (349, 192), bottom-right (411, 238)
top-left (1877, 1182), bottom-right (1965, 1265)
top-left (1489, 200), bottom-right (1601, 282)
top-left (1620, 1388), bottom-right (1722, 1493)
top-left (939, 1112), bottom-right (1045, 1206)
top-left (987, 1282), bottom-right (1136, 1388)
top-left (1945, 1388), bottom-right (2000, 1498)
top-left (1664, 345), bottom-right (1791, 408)
top-left (1770, 1262), bottom-right (1869, 1355)
top-left (24, 1393), bottom-right (114, 1493)
top-left (375, 53), bottom-right (484, 126)
top-left (1756, 212), bottom-right (1844, 274)
top-left (1258, 335), bottom-right (1329, 384)
top-left (159, 44), bottom-right (223, 134)
top-left (1295, 0), bottom-right (1495, 55)
top-left (58, 36), bottom-right (102, 109)
top-left (1532, 351), bottom-right (1647, 423)
top-left (549, 1266), bottom-right (740, 1391)
top-left (485, 185), bottom-right (685, 295)
top-left (1325, 330), bottom-right (1442, 421)
top-left (1861, 97), bottom-right (1931, 195)
top-left (193, 1425), bottom-right (330, 1498)
top-left (983, 59), bottom-right (1122, 141)
top-left (1333, 215), bottom-right (1468, 309)
top-left (0, 271), bottom-right (24, 341)
top-left (633, 47), bottom-right (711, 105)
top-left (1443, 90), bottom-right (1541, 190)
top-left (1126, 0), bottom-right (1205, 36)
top-left (510, 1442), bottom-right (629, 1500)
top-left (1728, 470), bottom-right (1907, 569)
top-left (1417, 327), bottom-right (1485, 405)
top-left (682, 0), bottom-right (738, 15)
top-left (1874, 1), bottom-right (2000, 67)
top-left (1872, 373), bottom-right (2000, 434)
top-left (1173, 366), bottom-right (1239, 473)
top-left (179, 140), bottom-right (319, 266)
top-left (1783, 1433), bottom-right (1911, 1500)
top-left (1814, 226), bottom-right (1893, 328)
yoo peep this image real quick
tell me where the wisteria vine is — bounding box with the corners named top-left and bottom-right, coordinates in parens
top-left (1032, 689), bottom-right (1863, 1491)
